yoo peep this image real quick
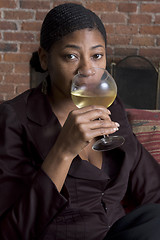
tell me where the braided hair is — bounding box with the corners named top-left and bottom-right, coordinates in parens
top-left (40, 3), bottom-right (107, 51)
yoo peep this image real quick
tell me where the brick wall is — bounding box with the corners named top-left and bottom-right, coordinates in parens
top-left (0, 0), bottom-right (160, 100)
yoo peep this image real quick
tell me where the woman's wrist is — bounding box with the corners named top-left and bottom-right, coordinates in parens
top-left (41, 145), bottom-right (74, 191)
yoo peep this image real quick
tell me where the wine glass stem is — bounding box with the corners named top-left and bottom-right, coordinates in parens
top-left (103, 135), bottom-right (112, 144)
top-left (98, 118), bottom-right (113, 144)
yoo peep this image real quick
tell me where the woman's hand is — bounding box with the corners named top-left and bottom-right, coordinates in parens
top-left (55, 105), bottom-right (119, 158)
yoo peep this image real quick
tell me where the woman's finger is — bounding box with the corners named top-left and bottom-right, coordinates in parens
top-left (82, 119), bottom-right (119, 130)
top-left (70, 107), bottom-right (111, 123)
top-left (73, 120), bottom-right (119, 142)
top-left (73, 105), bottom-right (111, 116)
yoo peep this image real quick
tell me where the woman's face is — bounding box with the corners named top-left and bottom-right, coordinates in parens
top-left (39, 28), bottom-right (107, 98)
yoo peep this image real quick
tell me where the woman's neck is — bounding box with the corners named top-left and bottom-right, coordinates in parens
top-left (47, 84), bottom-right (76, 126)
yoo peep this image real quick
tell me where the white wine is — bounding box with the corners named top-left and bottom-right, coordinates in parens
top-left (71, 68), bottom-right (125, 151)
top-left (71, 89), bottom-right (116, 108)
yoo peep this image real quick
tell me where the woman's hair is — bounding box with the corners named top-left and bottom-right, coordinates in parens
top-left (40, 3), bottom-right (107, 51)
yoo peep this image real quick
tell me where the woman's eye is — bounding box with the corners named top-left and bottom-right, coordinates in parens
top-left (92, 54), bottom-right (103, 60)
top-left (65, 54), bottom-right (77, 60)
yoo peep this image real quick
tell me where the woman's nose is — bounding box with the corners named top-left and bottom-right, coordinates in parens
top-left (78, 60), bottom-right (95, 77)
top-left (78, 67), bottom-right (96, 77)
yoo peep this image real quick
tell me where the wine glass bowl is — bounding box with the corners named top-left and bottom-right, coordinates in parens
top-left (71, 67), bottom-right (125, 151)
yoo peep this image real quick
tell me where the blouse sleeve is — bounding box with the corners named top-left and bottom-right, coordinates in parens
top-left (0, 103), bottom-right (69, 239)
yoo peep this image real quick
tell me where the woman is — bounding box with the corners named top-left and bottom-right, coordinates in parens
top-left (0, 3), bottom-right (160, 240)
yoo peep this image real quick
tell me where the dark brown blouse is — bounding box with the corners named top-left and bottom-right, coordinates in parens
top-left (0, 84), bottom-right (160, 240)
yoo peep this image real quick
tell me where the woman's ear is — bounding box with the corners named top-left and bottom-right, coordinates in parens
top-left (38, 47), bottom-right (48, 71)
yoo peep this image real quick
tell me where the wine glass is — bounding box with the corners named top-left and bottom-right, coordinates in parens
top-left (71, 67), bottom-right (125, 151)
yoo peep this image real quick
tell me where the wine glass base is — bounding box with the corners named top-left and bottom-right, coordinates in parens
top-left (92, 136), bottom-right (125, 151)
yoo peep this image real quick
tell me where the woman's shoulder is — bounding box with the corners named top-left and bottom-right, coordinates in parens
top-left (1, 88), bottom-right (32, 108)
top-left (0, 85), bottom-right (44, 124)
top-left (1, 83), bottom-right (43, 110)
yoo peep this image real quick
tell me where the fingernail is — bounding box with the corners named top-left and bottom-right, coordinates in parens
top-left (115, 122), bottom-right (120, 127)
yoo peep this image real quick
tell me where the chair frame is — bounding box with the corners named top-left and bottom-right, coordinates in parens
top-left (111, 55), bottom-right (160, 110)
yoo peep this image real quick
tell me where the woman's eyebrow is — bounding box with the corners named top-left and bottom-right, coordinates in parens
top-left (63, 44), bottom-right (81, 49)
top-left (91, 44), bottom-right (105, 49)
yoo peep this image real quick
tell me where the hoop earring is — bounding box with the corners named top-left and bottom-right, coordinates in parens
top-left (41, 78), bottom-right (48, 95)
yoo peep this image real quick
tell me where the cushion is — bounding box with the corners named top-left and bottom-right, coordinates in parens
top-left (127, 108), bottom-right (160, 164)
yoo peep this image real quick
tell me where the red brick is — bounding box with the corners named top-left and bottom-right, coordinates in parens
top-left (4, 10), bottom-right (34, 20)
top-left (105, 25), bottom-right (115, 34)
top-left (0, 63), bottom-right (13, 73)
top-left (36, 32), bottom-right (40, 42)
top-left (4, 53), bottom-right (31, 63)
top-left (157, 38), bottom-right (160, 46)
top-left (21, 22), bottom-right (41, 31)
top-left (4, 32), bottom-right (35, 42)
top-left (107, 35), bottom-right (131, 45)
top-left (115, 47), bottom-right (138, 56)
top-left (118, 3), bottom-right (137, 12)
top-left (132, 36), bottom-right (155, 46)
top-left (101, 13), bottom-right (126, 24)
top-left (155, 15), bottom-right (160, 24)
top-left (140, 26), bottom-right (160, 35)
top-left (0, 84), bottom-right (15, 94)
top-left (52, 0), bottom-right (81, 8)
top-left (106, 47), bottom-right (113, 56)
top-left (0, 0), bottom-right (17, 8)
top-left (141, 4), bottom-right (160, 13)
top-left (0, 21), bottom-right (17, 30)
top-left (36, 10), bottom-right (49, 21)
top-left (85, 2), bottom-right (116, 12)
top-left (0, 92), bottom-right (16, 101)
top-left (20, 44), bottom-right (39, 53)
top-left (0, 43), bottom-right (17, 52)
top-left (0, 75), bottom-right (3, 82)
top-left (14, 63), bottom-right (29, 74)
top-left (16, 84), bottom-right (29, 95)
top-left (115, 25), bottom-right (138, 35)
top-left (5, 74), bottom-right (30, 84)
top-left (139, 48), bottom-right (160, 58)
top-left (128, 14), bottom-right (152, 24)
top-left (138, 0), bottom-right (155, 1)
top-left (20, 1), bottom-right (50, 10)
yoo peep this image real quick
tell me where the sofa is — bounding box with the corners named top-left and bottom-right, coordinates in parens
top-left (127, 108), bottom-right (160, 164)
